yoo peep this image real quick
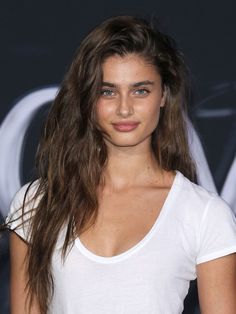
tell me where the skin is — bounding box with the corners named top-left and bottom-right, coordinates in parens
top-left (81, 53), bottom-right (174, 257)
top-left (95, 52), bottom-right (169, 192)
top-left (96, 53), bottom-right (166, 151)
top-left (197, 254), bottom-right (236, 313)
top-left (10, 53), bottom-right (236, 313)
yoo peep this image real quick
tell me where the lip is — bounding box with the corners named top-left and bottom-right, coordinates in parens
top-left (112, 121), bottom-right (140, 132)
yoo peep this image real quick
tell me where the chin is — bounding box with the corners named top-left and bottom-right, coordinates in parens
top-left (105, 136), bottom-right (150, 149)
top-left (114, 142), bottom-right (140, 148)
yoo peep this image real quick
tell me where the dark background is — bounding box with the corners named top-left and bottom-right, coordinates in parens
top-left (0, 1), bottom-right (236, 313)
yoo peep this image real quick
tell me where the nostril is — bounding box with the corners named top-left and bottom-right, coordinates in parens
top-left (116, 104), bottom-right (134, 117)
top-left (116, 98), bottom-right (134, 117)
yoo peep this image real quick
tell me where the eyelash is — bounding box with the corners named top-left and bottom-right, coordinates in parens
top-left (100, 89), bottom-right (115, 96)
top-left (100, 88), bottom-right (150, 97)
top-left (134, 88), bottom-right (150, 95)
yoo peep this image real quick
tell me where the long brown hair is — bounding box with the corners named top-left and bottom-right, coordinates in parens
top-left (6, 15), bottom-right (196, 313)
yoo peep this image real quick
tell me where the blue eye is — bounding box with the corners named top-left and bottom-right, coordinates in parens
top-left (134, 88), bottom-right (150, 95)
top-left (100, 89), bottom-right (115, 96)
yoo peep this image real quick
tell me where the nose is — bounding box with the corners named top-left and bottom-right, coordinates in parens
top-left (116, 94), bottom-right (134, 118)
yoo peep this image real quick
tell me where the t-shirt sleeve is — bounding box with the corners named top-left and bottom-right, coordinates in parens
top-left (5, 181), bottom-right (39, 242)
top-left (196, 196), bottom-right (236, 264)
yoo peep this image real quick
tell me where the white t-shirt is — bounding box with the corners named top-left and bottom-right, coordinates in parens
top-left (6, 171), bottom-right (236, 314)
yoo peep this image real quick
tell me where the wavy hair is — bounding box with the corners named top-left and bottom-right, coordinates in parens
top-left (6, 15), bottom-right (196, 313)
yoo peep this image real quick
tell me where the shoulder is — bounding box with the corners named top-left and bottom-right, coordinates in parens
top-left (173, 170), bottom-right (235, 233)
top-left (5, 179), bottom-right (41, 241)
top-left (10, 180), bottom-right (40, 211)
top-left (173, 171), bottom-right (236, 263)
top-left (177, 170), bottom-right (217, 202)
top-left (175, 170), bottom-right (228, 214)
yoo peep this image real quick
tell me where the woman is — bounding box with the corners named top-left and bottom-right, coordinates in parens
top-left (5, 16), bottom-right (236, 313)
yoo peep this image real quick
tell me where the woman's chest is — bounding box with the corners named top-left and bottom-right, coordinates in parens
top-left (51, 227), bottom-right (195, 314)
top-left (78, 187), bottom-right (170, 257)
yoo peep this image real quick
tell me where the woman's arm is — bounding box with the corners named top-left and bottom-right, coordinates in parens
top-left (197, 253), bottom-right (236, 314)
top-left (9, 232), bottom-right (40, 314)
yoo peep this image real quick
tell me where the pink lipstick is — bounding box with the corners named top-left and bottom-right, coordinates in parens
top-left (112, 122), bottom-right (140, 132)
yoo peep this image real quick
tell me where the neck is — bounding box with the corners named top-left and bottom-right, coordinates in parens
top-left (103, 144), bottom-right (162, 190)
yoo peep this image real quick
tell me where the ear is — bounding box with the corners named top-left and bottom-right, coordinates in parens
top-left (160, 86), bottom-right (167, 108)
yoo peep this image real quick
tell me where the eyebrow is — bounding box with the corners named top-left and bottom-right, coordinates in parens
top-left (102, 80), bottom-right (155, 88)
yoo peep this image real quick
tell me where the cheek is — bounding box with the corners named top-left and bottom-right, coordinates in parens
top-left (96, 101), bottom-right (114, 126)
top-left (143, 101), bottom-right (162, 125)
top-left (149, 110), bottom-right (161, 130)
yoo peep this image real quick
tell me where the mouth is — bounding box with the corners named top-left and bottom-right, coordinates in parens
top-left (112, 121), bottom-right (140, 132)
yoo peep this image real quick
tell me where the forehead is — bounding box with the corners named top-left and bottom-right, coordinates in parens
top-left (101, 53), bottom-right (161, 82)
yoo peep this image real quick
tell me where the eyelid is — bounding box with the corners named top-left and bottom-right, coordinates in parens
top-left (100, 87), bottom-right (151, 97)
top-left (100, 88), bottom-right (116, 96)
top-left (133, 87), bottom-right (150, 95)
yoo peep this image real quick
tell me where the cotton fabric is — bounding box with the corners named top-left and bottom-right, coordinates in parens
top-left (6, 171), bottom-right (236, 314)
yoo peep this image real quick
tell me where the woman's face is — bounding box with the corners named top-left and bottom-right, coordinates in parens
top-left (96, 53), bottom-right (166, 150)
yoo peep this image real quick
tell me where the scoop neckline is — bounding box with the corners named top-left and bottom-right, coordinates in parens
top-left (75, 170), bottom-right (182, 264)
